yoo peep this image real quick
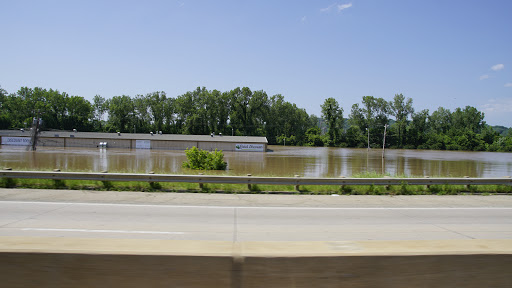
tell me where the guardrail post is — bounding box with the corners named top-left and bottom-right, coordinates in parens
top-left (340, 176), bottom-right (346, 191)
top-left (247, 174), bottom-right (252, 190)
top-left (148, 171), bottom-right (161, 190)
top-left (424, 176), bottom-right (430, 190)
top-left (2, 168), bottom-right (15, 188)
top-left (295, 175), bottom-right (300, 192)
top-left (52, 169), bottom-right (65, 188)
top-left (198, 173), bottom-right (204, 189)
top-left (100, 170), bottom-right (112, 189)
top-left (384, 176), bottom-right (391, 190)
top-left (464, 176), bottom-right (471, 191)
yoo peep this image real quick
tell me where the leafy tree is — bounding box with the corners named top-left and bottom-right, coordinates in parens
top-left (229, 87), bottom-right (252, 136)
top-left (345, 126), bottom-right (366, 148)
top-left (406, 109), bottom-right (429, 148)
top-left (349, 96), bottom-right (389, 147)
top-left (107, 95), bottom-right (135, 132)
top-left (450, 106), bottom-right (485, 134)
top-left (229, 87), bottom-right (270, 136)
top-left (429, 107), bottom-right (452, 134)
top-left (321, 97), bottom-right (343, 146)
top-left (93, 95), bottom-right (108, 131)
top-left (389, 94), bottom-right (414, 148)
top-left (145, 91), bottom-right (168, 133)
top-left (44, 89), bottom-right (69, 129)
top-left (214, 90), bottom-right (231, 135)
top-left (133, 94), bottom-right (152, 133)
top-left (0, 86), bottom-right (10, 129)
top-left (65, 95), bottom-right (92, 131)
top-left (305, 127), bottom-right (325, 146)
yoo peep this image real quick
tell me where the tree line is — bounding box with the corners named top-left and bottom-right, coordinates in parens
top-left (1, 85), bottom-right (511, 152)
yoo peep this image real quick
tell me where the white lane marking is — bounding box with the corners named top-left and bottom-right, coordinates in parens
top-left (1, 201), bottom-right (512, 210)
top-left (19, 228), bottom-right (184, 235)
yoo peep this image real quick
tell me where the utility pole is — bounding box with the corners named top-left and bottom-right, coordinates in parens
top-left (366, 128), bottom-right (370, 151)
top-left (29, 110), bottom-right (42, 151)
top-left (382, 124), bottom-right (388, 158)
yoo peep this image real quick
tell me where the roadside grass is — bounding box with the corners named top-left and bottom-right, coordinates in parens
top-left (2, 176), bottom-right (511, 195)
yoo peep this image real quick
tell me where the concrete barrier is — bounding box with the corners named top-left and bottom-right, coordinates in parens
top-left (1, 237), bottom-right (511, 287)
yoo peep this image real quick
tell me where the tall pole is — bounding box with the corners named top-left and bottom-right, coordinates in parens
top-left (366, 128), bottom-right (370, 151)
top-left (382, 124), bottom-right (388, 158)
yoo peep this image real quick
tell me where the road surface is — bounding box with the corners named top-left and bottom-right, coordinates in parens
top-left (1, 191), bottom-right (512, 241)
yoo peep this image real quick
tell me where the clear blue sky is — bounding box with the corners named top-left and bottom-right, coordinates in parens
top-left (1, 0), bottom-right (511, 126)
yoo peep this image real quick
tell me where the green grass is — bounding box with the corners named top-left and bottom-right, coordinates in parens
top-left (2, 173), bottom-right (511, 195)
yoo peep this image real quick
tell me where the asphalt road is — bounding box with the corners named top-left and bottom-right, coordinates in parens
top-left (1, 197), bottom-right (512, 241)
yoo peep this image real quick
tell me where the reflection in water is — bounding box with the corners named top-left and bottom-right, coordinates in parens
top-left (1, 145), bottom-right (511, 177)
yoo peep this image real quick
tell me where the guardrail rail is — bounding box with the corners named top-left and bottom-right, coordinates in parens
top-left (2, 170), bottom-right (511, 191)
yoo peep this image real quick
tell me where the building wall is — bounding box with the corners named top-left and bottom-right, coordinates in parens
top-left (1, 135), bottom-right (266, 152)
top-left (63, 138), bottom-right (132, 149)
top-left (198, 142), bottom-right (236, 151)
top-left (38, 138), bottom-right (65, 147)
top-left (151, 140), bottom-right (198, 150)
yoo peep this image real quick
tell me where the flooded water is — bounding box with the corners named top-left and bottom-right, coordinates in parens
top-left (1, 145), bottom-right (511, 177)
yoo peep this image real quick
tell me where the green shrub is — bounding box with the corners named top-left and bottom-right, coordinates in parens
top-left (341, 185), bottom-right (352, 193)
top-left (2, 178), bottom-right (17, 188)
top-left (182, 147), bottom-right (227, 170)
top-left (149, 181), bottom-right (162, 190)
top-left (53, 179), bottom-right (66, 189)
top-left (399, 181), bottom-right (411, 195)
top-left (101, 180), bottom-right (113, 190)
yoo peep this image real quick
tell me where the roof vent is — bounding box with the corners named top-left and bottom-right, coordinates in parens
top-left (20, 128), bottom-right (24, 132)
top-left (159, 131), bottom-right (162, 135)
top-left (150, 132), bottom-right (154, 136)
top-left (73, 129), bottom-right (77, 133)
top-left (117, 132), bottom-right (121, 136)
top-left (219, 133), bottom-right (222, 136)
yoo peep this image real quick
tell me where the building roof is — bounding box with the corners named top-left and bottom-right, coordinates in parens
top-left (0, 130), bottom-right (268, 144)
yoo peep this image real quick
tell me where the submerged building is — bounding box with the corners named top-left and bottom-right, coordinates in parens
top-left (0, 130), bottom-right (268, 152)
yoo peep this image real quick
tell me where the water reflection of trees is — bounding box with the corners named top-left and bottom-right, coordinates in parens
top-left (2, 146), bottom-right (511, 177)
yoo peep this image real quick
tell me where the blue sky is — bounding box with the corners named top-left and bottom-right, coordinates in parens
top-left (1, 0), bottom-right (511, 126)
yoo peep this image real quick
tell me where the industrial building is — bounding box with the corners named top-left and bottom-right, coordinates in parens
top-left (0, 130), bottom-right (268, 152)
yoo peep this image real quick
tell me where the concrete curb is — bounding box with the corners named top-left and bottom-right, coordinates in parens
top-left (1, 237), bottom-right (511, 287)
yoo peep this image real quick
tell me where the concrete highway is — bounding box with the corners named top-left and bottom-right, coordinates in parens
top-left (1, 192), bottom-right (512, 241)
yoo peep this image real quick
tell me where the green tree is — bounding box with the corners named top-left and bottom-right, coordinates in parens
top-left (0, 86), bottom-right (11, 129)
top-left (406, 109), bottom-right (429, 148)
top-left (146, 91), bottom-right (168, 133)
top-left (389, 94), bottom-right (414, 148)
top-left (107, 95), bottom-right (135, 132)
top-left (92, 95), bottom-right (108, 131)
top-left (429, 107), bottom-right (452, 134)
top-left (133, 94), bottom-right (152, 133)
top-left (229, 87), bottom-right (269, 136)
top-left (305, 127), bottom-right (325, 147)
top-left (44, 89), bottom-right (69, 129)
top-left (349, 96), bottom-right (389, 147)
top-left (321, 97), bottom-right (343, 146)
top-left (450, 106), bottom-right (485, 134)
top-left (65, 95), bottom-right (92, 131)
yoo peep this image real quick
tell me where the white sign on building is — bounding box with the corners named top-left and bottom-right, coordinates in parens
top-left (1, 137), bottom-right (31, 146)
top-left (135, 140), bottom-right (151, 149)
top-left (235, 143), bottom-right (265, 152)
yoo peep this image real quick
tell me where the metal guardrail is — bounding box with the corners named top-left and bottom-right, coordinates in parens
top-left (1, 170), bottom-right (511, 189)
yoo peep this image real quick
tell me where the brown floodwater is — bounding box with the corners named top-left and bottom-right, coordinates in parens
top-left (1, 145), bottom-right (511, 177)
